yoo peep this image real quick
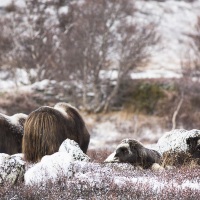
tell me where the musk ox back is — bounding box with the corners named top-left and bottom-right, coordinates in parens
top-left (22, 103), bottom-right (90, 162)
top-left (105, 139), bottom-right (161, 169)
top-left (0, 113), bottom-right (27, 155)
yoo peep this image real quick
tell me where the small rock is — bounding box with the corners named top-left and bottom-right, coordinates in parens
top-left (59, 139), bottom-right (90, 162)
top-left (154, 129), bottom-right (200, 155)
top-left (151, 163), bottom-right (164, 172)
top-left (0, 153), bottom-right (25, 185)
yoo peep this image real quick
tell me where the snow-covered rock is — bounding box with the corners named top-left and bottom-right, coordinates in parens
top-left (0, 153), bottom-right (10, 166)
top-left (59, 139), bottom-right (90, 162)
top-left (153, 129), bottom-right (200, 155)
top-left (30, 79), bottom-right (56, 92)
top-left (24, 139), bottom-right (90, 186)
top-left (24, 152), bottom-right (75, 186)
top-left (0, 153), bottom-right (25, 185)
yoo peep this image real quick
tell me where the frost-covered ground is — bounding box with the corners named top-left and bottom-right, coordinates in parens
top-left (1, 140), bottom-right (199, 199)
top-left (1, 155), bottom-right (199, 199)
top-left (25, 161), bottom-right (200, 193)
top-left (87, 114), bottom-right (166, 151)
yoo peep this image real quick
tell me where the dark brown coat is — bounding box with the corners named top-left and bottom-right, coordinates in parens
top-left (22, 103), bottom-right (90, 162)
top-left (186, 136), bottom-right (200, 159)
top-left (0, 113), bottom-right (27, 155)
top-left (113, 139), bottom-right (161, 168)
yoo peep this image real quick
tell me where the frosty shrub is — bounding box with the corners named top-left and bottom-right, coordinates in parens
top-left (0, 150), bottom-right (200, 199)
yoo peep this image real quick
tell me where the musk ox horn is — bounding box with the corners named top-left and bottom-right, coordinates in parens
top-left (22, 102), bottom-right (90, 163)
top-left (0, 113), bottom-right (28, 155)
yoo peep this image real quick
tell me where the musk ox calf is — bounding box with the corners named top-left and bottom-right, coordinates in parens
top-left (22, 102), bottom-right (90, 163)
top-left (186, 136), bottom-right (200, 159)
top-left (0, 113), bottom-right (27, 155)
top-left (105, 139), bottom-right (161, 169)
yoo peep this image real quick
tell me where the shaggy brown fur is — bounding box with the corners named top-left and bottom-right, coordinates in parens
top-left (54, 102), bottom-right (90, 153)
top-left (161, 150), bottom-right (197, 167)
top-left (22, 103), bottom-right (90, 162)
top-left (186, 136), bottom-right (200, 160)
top-left (0, 113), bottom-right (27, 155)
top-left (113, 139), bottom-right (161, 168)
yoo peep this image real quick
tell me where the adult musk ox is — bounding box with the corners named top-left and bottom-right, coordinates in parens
top-left (186, 136), bottom-right (200, 159)
top-left (22, 102), bottom-right (90, 163)
top-left (0, 113), bottom-right (27, 155)
top-left (106, 139), bottom-right (161, 169)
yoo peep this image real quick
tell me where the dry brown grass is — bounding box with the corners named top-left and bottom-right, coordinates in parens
top-left (161, 151), bottom-right (199, 168)
top-left (87, 149), bottom-right (112, 163)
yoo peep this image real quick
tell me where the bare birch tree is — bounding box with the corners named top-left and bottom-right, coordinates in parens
top-left (0, 0), bottom-right (159, 112)
top-left (61, 0), bottom-right (159, 112)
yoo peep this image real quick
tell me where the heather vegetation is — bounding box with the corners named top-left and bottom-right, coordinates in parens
top-left (0, 150), bottom-right (199, 200)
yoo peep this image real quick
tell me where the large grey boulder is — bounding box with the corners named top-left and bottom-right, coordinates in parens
top-left (0, 153), bottom-right (25, 185)
top-left (153, 129), bottom-right (200, 155)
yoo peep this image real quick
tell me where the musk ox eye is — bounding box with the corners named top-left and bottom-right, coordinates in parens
top-left (115, 147), bottom-right (128, 158)
top-left (120, 147), bottom-right (128, 154)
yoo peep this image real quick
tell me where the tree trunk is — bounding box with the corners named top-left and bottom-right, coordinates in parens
top-left (82, 65), bottom-right (88, 110)
top-left (103, 72), bottom-right (122, 112)
top-left (172, 92), bottom-right (184, 130)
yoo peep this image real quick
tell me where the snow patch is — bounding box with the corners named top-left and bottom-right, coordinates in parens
top-left (58, 6), bottom-right (69, 15)
top-left (24, 152), bottom-right (74, 186)
top-left (25, 139), bottom-right (90, 186)
top-left (0, 154), bottom-right (10, 166)
top-left (90, 121), bottom-right (121, 150)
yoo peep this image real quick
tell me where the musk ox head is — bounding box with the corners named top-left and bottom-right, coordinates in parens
top-left (110, 139), bottom-right (161, 168)
top-left (22, 103), bottom-right (90, 163)
top-left (186, 136), bottom-right (200, 159)
top-left (0, 113), bottom-right (28, 155)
